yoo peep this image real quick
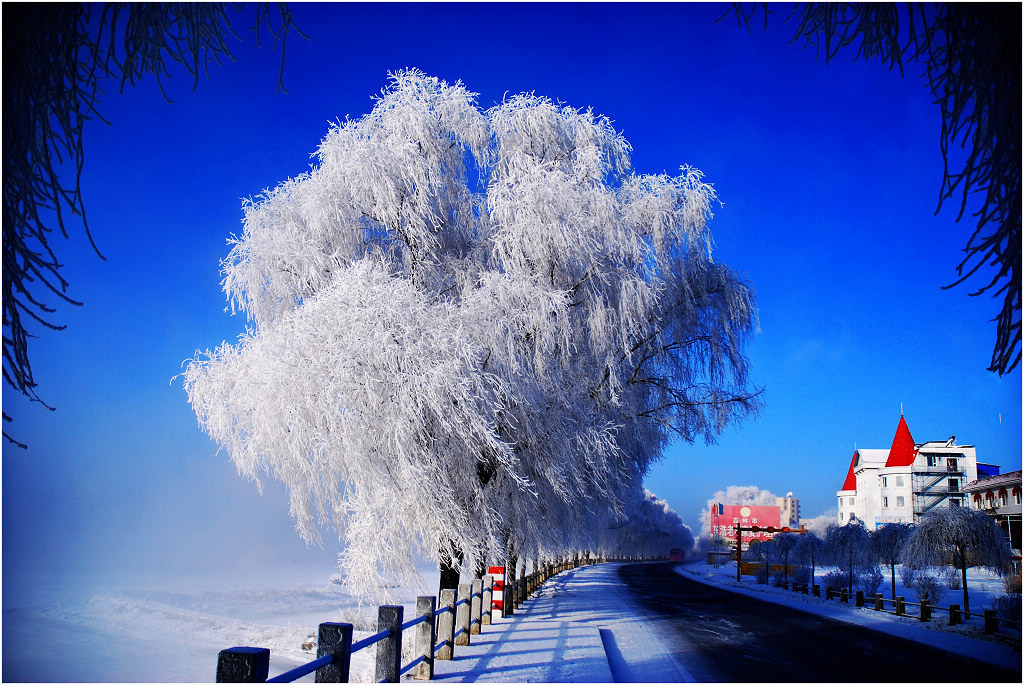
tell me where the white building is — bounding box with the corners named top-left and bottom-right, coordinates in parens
top-left (836, 414), bottom-right (981, 530)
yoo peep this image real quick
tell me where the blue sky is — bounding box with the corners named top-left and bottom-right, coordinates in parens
top-left (3, 3), bottom-right (1020, 591)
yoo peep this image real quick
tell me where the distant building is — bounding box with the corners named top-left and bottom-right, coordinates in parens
top-left (836, 414), bottom-right (987, 531)
top-left (710, 494), bottom-right (801, 550)
top-left (964, 470), bottom-right (1022, 556)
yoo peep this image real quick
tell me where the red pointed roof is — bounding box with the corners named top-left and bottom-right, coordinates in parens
top-left (884, 414), bottom-right (918, 467)
top-left (840, 451), bottom-right (858, 491)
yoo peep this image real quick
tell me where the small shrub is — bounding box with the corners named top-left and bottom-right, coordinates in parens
top-left (822, 570), bottom-right (851, 591)
top-left (910, 575), bottom-right (945, 604)
top-left (1003, 573), bottom-right (1022, 594)
top-left (772, 573), bottom-right (788, 587)
top-left (939, 566), bottom-right (961, 590)
top-left (856, 567), bottom-right (883, 595)
top-left (992, 593), bottom-right (1021, 622)
top-left (898, 564), bottom-right (917, 588)
top-left (790, 566), bottom-right (811, 586)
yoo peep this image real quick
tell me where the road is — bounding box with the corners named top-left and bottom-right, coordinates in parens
top-left (616, 562), bottom-right (1020, 682)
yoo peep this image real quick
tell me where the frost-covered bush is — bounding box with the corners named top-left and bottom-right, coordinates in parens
top-left (822, 570), bottom-right (851, 591)
top-left (910, 575), bottom-right (945, 604)
top-left (939, 565), bottom-right (961, 589)
top-left (899, 564), bottom-right (917, 588)
top-left (1003, 573), bottom-right (1022, 594)
top-left (992, 593), bottom-right (1021, 621)
top-left (856, 567), bottom-right (884, 595)
top-left (772, 573), bottom-right (789, 587)
top-left (790, 565), bottom-right (811, 585)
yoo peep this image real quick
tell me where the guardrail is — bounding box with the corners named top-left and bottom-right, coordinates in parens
top-left (773, 580), bottom-right (1021, 642)
top-left (215, 553), bottom-right (602, 682)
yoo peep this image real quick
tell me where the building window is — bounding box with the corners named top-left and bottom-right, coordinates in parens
top-left (883, 497), bottom-right (889, 508)
top-left (896, 476), bottom-right (905, 487)
top-left (947, 458), bottom-right (958, 472)
top-left (948, 478), bottom-right (959, 492)
top-left (882, 476), bottom-right (888, 487)
top-left (927, 455), bottom-right (938, 467)
top-left (1015, 490), bottom-right (1021, 505)
top-left (839, 512), bottom-right (844, 521)
top-left (848, 497), bottom-right (855, 505)
top-left (986, 493), bottom-right (994, 507)
top-left (896, 496), bottom-right (905, 507)
top-left (999, 491), bottom-right (1007, 506)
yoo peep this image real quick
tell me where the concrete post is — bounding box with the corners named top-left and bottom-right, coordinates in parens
top-left (470, 578), bottom-right (483, 635)
top-left (456, 584), bottom-right (471, 646)
top-left (984, 609), bottom-right (998, 634)
top-left (481, 575), bottom-right (493, 626)
top-left (216, 647), bottom-right (269, 683)
top-left (375, 605), bottom-right (403, 684)
top-left (315, 623), bottom-right (352, 683)
top-left (437, 589), bottom-right (456, 660)
top-left (949, 604), bottom-right (960, 626)
top-left (412, 596), bottom-right (435, 680)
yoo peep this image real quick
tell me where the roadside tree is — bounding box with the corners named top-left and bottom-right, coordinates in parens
top-left (900, 506), bottom-right (1012, 614)
top-left (184, 71), bottom-right (761, 600)
top-left (871, 522), bottom-right (915, 599)
top-left (822, 519), bottom-right (873, 597)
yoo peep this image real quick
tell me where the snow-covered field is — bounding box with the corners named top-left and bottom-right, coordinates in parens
top-left (2, 564), bottom-right (440, 683)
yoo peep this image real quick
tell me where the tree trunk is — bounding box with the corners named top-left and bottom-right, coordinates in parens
top-left (439, 546), bottom-right (463, 597)
top-left (960, 554), bottom-right (970, 614)
top-left (847, 550), bottom-right (854, 596)
top-left (890, 560), bottom-right (896, 600)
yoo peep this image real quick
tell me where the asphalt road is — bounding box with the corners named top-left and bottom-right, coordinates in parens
top-left (616, 562), bottom-right (1020, 682)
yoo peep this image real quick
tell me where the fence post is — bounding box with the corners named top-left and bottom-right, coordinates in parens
top-left (874, 593), bottom-right (883, 611)
top-left (840, 588), bottom-right (848, 604)
top-left (825, 587), bottom-right (833, 600)
top-left (813, 584), bottom-right (820, 598)
top-left (984, 609), bottom-right (998, 634)
top-left (216, 647), bottom-right (270, 683)
top-left (315, 623), bottom-right (352, 683)
top-left (896, 596), bottom-right (905, 617)
top-left (481, 575), bottom-right (493, 626)
top-left (375, 605), bottom-right (403, 684)
top-left (412, 596), bottom-right (435, 680)
top-left (437, 589), bottom-right (456, 660)
top-left (518, 567), bottom-right (526, 607)
top-left (920, 599), bottom-right (930, 622)
top-left (855, 590), bottom-right (864, 607)
top-left (456, 583), bottom-right (472, 645)
top-left (470, 578), bottom-right (483, 635)
top-left (949, 604), bottom-right (961, 626)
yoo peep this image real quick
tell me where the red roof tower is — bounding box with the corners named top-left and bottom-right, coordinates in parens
top-left (840, 451), bottom-right (858, 491)
top-left (884, 414), bottom-right (918, 467)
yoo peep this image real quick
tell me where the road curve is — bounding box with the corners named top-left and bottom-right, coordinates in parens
top-left (616, 561), bottom-right (1020, 682)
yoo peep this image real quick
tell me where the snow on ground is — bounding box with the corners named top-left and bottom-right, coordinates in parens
top-left (674, 560), bottom-right (1022, 672)
top-left (431, 562), bottom-right (688, 683)
top-left (4, 559), bottom-right (1020, 682)
top-left (2, 565), bottom-right (440, 683)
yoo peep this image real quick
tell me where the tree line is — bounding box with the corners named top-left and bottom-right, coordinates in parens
top-left (742, 506), bottom-right (1015, 615)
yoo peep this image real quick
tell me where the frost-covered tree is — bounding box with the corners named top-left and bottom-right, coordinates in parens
top-left (871, 522), bottom-right (914, 600)
top-left (794, 530), bottom-right (823, 586)
top-left (184, 71), bottom-right (761, 600)
top-left (700, 485), bottom-right (777, 536)
top-left (822, 519), bottom-right (873, 596)
top-left (900, 506), bottom-right (1012, 614)
top-left (773, 532), bottom-right (798, 583)
top-left (598, 490), bottom-right (694, 560)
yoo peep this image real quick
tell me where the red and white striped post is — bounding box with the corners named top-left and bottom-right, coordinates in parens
top-left (488, 565), bottom-right (505, 621)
